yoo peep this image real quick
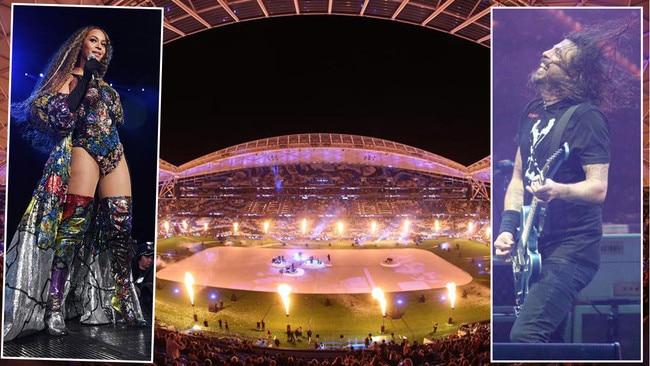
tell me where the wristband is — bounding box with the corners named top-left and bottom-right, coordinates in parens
top-left (499, 210), bottom-right (520, 236)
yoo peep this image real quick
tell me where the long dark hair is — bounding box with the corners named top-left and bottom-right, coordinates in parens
top-left (530, 15), bottom-right (639, 113)
top-left (11, 25), bottom-right (114, 153)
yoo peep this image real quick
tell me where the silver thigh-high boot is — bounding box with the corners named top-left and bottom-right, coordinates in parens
top-left (46, 193), bottom-right (94, 336)
top-left (101, 196), bottom-right (147, 327)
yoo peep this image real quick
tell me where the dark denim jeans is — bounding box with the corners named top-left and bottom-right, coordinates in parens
top-left (509, 257), bottom-right (598, 343)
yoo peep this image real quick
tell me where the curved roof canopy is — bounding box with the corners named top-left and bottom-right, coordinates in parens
top-left (158, 132), bottom-right (491, 183)
top-left (0, 0), bottom-right (647, 186)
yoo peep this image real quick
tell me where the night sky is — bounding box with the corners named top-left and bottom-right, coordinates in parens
top-left (160, 15), bottom-right (491, 167)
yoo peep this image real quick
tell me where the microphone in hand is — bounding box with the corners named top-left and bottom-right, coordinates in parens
top-left (86, 54), bottom-right (101, 80)
top-left (68, 54), bottom-right (101, 112)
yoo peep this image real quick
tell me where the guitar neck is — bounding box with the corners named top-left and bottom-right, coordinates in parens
top-left (520, 199), bottom-right (539, 245)
top-left (520, 141), bottom-right (569, 242)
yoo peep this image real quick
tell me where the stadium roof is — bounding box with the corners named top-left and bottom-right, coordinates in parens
top-left (0, 0), bottom-right (647, 186)
top-left (157, 132), bottom-right (491, 183)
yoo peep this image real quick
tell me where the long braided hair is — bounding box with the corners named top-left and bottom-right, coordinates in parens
top-left (11, 25), bottom-right (114, 153)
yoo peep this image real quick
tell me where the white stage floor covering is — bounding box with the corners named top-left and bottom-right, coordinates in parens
top-left (156, 247), bottom-right (473, 294)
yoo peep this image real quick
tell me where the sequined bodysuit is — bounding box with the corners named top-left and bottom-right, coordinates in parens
top-left (31, 77), bottom-right (125, 175)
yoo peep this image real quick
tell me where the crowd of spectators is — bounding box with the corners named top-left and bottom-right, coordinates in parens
top-left (157, 214), bottom-right (490, 247)
top-left (153, 321), bottom-right (490, 366)
top-left (168, 164), bottom-right (468, 193)
top-left (156, 162), bottom-right (492, 246)
top-left (162, 196), bottom-right (487, 220)
top-left (158, 163), bottom-right (489, 231)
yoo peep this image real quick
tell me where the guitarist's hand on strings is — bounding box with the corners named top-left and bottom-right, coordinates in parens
top-left (526, 176), bottom-right (559, 203)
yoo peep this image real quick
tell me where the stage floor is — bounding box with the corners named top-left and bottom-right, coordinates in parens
top-left (156, 246), bottom-right (472, 293)
top-left (1, 318), bottom-right (153, 362)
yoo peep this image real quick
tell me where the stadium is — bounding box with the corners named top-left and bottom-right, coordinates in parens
top-left (153, 133), bottom-right (492, 362)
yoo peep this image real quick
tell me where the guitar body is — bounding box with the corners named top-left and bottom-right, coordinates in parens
top-left (512, 205), bottom-right (542, 314)
top-left (510, 142), bottom-right (569, 316)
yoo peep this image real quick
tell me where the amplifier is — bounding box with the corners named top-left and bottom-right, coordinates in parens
top-left (576, 234), bottom-right (641, 302)
top-left (492, 313), bottom-right (516, 342)
top-left (571, 304), bottom-right (641, 361)
top-left (492, 258), bottom-right (516, 306)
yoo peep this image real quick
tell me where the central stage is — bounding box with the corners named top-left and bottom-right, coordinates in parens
top-left (156, 247), bottom-right (472, 294)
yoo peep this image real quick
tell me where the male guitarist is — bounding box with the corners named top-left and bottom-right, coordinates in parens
top-left (493, 15), bottom-right (638, 343)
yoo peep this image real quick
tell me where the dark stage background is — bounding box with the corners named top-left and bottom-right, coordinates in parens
top-left (6, 5), bottom-right (162, 245)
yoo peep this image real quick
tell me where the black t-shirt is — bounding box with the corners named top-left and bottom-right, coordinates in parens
top-left (515, 98), bottom-right (610, 268)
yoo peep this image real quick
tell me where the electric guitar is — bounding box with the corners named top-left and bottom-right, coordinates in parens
top-left (512, 142), bottom-right (570, 316)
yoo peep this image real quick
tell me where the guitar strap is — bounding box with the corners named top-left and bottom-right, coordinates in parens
top-left (537, 103), bottom-right (584, 233)
top-left (549, 103), bottom-right (584, 155)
